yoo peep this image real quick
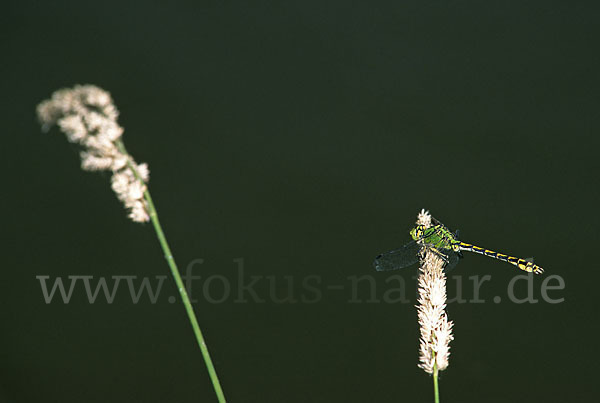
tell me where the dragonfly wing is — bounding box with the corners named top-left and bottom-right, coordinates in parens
top-left (374, 241), bottom-right (420, 271)
top-left (431, 216), bottom-right (444, 226)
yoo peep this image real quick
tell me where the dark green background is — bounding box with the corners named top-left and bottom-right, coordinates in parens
top-left (2, 1), bottom-right (598, 402)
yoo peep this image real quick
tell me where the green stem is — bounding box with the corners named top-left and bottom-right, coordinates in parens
top-left (116, 140), bottom-right (226, 403)
top-left (433, 361), bottom-right (439, 403)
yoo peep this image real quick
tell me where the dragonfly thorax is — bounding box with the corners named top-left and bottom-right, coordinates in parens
top-left (410, 224), bottom-right (460, 251)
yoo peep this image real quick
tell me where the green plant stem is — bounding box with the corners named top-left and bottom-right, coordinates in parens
top-left (433, 361), bottom-right (439, 403)
top-left (116, 140), bottom-right (226, 403)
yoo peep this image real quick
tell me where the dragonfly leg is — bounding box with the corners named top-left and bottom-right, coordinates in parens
top-left (428, 246), bottom-right (451, 264)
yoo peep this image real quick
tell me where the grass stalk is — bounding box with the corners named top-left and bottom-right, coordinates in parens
top-left (433, 360), bottom-right (439, 403)
top-left (117, 140), bottom-right (226, 403)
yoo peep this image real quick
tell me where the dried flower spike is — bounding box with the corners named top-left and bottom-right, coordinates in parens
top-left (36, 85), bottom-right (226, 402)
top-left (37, 85), bottom-right (150, 222)
top-left (416, 209), bottom-right (454, 374)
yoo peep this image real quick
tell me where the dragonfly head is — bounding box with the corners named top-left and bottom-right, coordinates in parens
top-left (410, 226), bottom-right (424, 241)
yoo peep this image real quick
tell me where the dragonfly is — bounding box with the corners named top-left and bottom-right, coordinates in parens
top-left (374, 217), bottom-right (544, 274)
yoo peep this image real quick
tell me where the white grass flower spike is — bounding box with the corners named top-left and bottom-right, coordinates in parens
top-left (36, 84), bottom-right (226, 402)
top-left (37, 85), bottom-right (150, 222)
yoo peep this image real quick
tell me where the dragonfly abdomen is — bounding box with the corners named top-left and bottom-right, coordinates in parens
top-left (458, 242), bottom-right (544, 274)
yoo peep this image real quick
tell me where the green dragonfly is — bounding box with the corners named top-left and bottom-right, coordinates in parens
top-left (374, 217), bottom-right (544, 274)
